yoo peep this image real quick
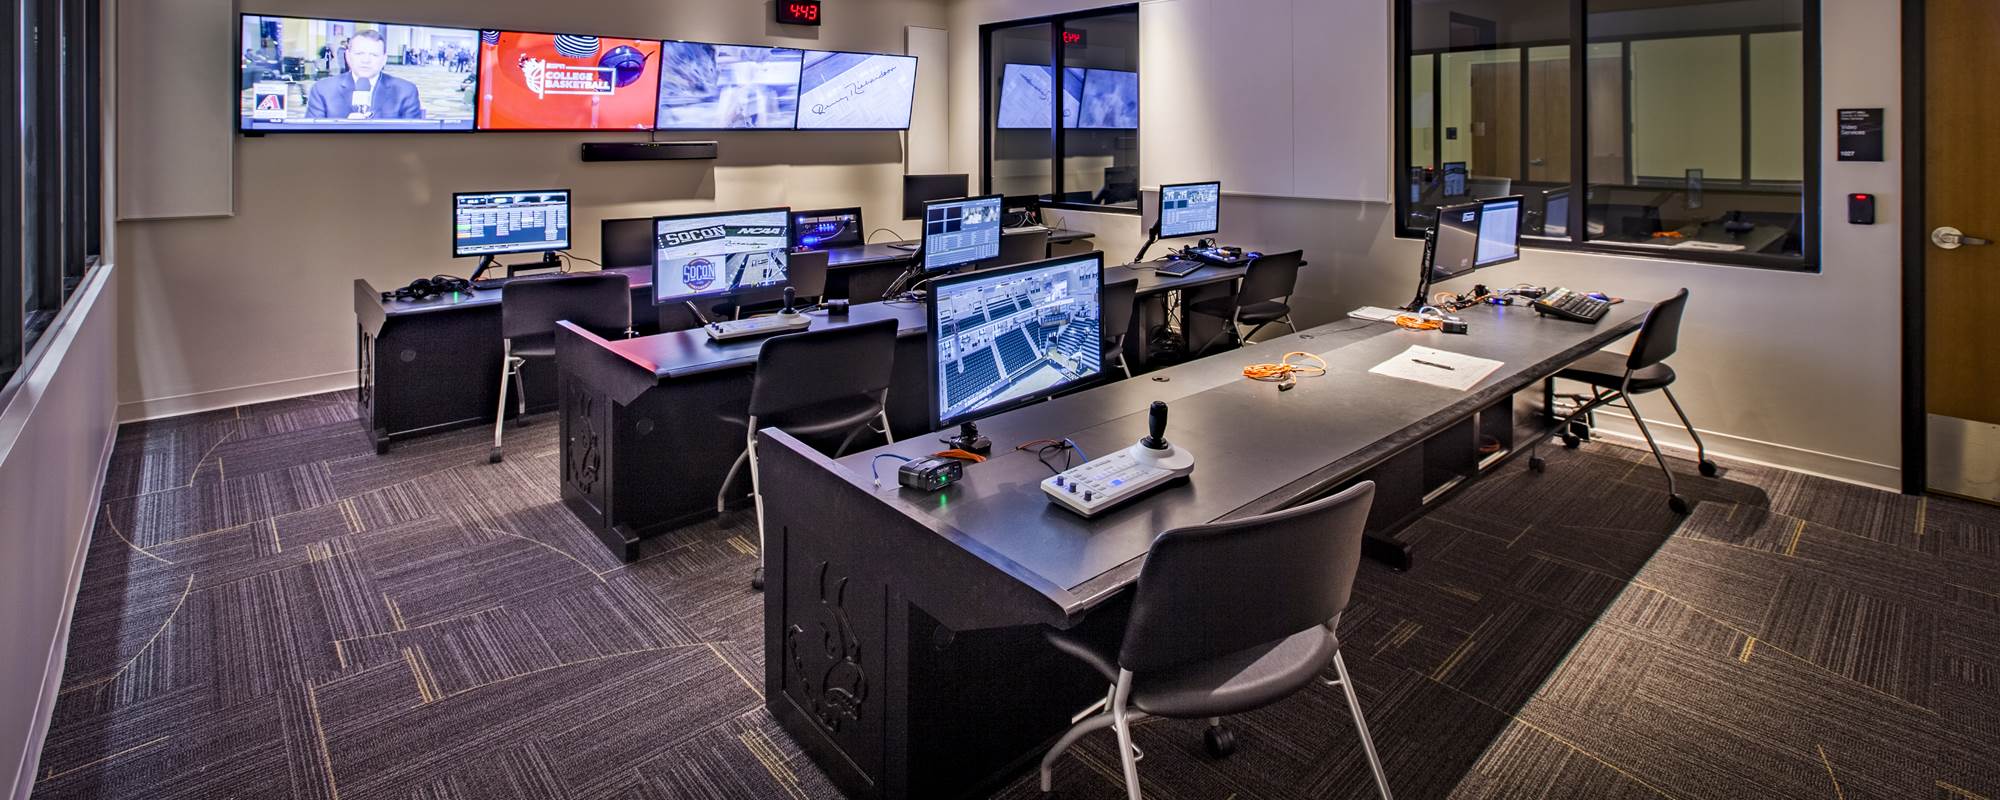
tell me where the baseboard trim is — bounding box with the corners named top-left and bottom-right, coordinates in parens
top-left (119, 371), bottom-right (357, 423)
top-left (1582, 409), bottom-right (1901, 493)
top-left (11, 421), bottom-right (116, 800)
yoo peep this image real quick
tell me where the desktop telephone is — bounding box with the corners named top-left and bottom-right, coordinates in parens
top-left (1531, 288), bottom-right (1611, 324)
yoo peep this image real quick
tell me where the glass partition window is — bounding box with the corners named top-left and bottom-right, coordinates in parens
top-left (982, 5), bottom-right (1140, 212)
top-left (1398, 0), bottom-right (1817, 270)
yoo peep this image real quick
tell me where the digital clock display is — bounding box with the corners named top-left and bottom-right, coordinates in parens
top-left (778, 0), bottom-right (822, 25)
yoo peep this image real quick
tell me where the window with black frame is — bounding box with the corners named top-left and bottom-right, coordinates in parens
top-left (1398, 0), bottom-right (1815, 270)
top-left (0, 0), bottom-right (100, 390)
top-left (982, 5), bottom-right (1140, 213)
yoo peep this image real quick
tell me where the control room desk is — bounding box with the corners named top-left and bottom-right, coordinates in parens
top-left (754, 300), bottom-right (1648, 800)
top-left (352, 230), bottom-right (1094, 452)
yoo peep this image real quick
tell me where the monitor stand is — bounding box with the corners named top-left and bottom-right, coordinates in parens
top-left (942, 422), bottom-right (992, 455)
top-left (468, 251), bottom-right (563, 285)
top-left (1406, 222), bottom-right (1442, 312)
top-left (1132, 219), bottom-right (1163, 263)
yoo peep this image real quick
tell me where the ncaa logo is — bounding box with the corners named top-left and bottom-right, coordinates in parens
top-left (682, 258), bottom-right (716, 291)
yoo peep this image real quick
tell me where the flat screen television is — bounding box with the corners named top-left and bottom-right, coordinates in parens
top-left (656, 42), bottom-right (803, 130)
top-left (795, 50), bottom-right (918, 130)
top-left (475, 31), bottom-right (662, 130)
top-left (995, 64), bottom-right (1080, 129)
top-left (1077, 68), bottom-right (1138, 129)
top-left (239, 14), bottom-right (480, 132)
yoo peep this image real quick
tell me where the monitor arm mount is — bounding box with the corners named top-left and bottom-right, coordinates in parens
top-left (1133, 218), bottom-right (1163, 264)
top-left (467, 251), bottom-right (562, 284)
top-left (1406, 221), bottom-right (1441, 313)
top-left (883, 245), bottom-right (928, 300)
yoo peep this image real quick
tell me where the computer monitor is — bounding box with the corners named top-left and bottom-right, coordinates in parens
top-left (651, 207), bottom-right (791, 305)
top-left (792, 207), bottom-right (864, 250)
top-left (922, 195), bottom-right (1004, 272)
top-left (601, 217), bottom-right (655, 268)
top-left (1442, 162), bottom-right (1469, 198)
top-left (1475, 195), bottom-right (1523, 267)
top-left (454, 190), bottom-right (571, 280)
top-left (903, 173), bottom-right (970, 220)
top-left (1158, 181), bottom-right (1220, 239)
top-left (1427, 200), bottom-right (1482, 282)
top-left (1540, 188), bottom-right (1570, 237)
top-left (929, 251), bottom-right (1105, 430)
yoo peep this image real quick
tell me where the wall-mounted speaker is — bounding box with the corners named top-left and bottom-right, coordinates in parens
top-left (581, 141), bottom-right (719, 162)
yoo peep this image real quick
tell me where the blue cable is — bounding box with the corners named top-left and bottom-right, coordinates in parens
top-left (871, 454), bottom-right (914, 486)
top-left (1062, 439), bottom-right (1088, 462)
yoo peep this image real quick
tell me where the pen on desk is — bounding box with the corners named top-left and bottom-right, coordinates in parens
top-left (1412, 359), bottom-right (1456, 371)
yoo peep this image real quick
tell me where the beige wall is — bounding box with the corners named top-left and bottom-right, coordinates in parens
top-left (948, 0), bottom-right (1902, 487)
top-left (115, 0), bottom-right (948, 420)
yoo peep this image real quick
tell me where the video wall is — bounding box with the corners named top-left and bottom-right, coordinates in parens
top-left (238, 14), bottom-right (918, 133)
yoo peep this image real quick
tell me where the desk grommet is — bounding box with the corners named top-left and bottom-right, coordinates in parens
top-left (1151, 376), bottom-right (1170, 383)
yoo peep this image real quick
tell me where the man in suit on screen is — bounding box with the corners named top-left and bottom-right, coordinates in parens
top-left (306, 29), bottom-right (425, 120)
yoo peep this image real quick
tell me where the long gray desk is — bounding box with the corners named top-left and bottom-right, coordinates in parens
top-left (352, 229), bottom-right (1093, 451)
top-left (549, 258), bottom-right (1244, 560)
top-left (754, 299), bottom-right (1648, 800)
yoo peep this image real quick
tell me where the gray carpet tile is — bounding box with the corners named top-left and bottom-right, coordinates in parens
top-left (37, 390), bottom-right (2000, 800)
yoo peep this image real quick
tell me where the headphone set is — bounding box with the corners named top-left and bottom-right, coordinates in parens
top-left (382, 275), bottom-right (473, 302)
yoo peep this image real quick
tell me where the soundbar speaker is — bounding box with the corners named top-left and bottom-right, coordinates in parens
top-left (581, 141), bottom-right (719, 162)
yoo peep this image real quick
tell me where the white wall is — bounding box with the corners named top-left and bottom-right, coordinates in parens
top-left (0, 266), bottom-right (120, 800)
top-left (115, 0), bottom-right (950, 421)
top-left (948, 0), bottom-right (1902, 487)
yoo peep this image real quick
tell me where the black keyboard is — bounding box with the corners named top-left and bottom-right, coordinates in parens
top-left (1532, 288), bottom-right (1611, 324)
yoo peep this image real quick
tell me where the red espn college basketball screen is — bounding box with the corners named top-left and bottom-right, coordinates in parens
top-left (476, 31), bottom-right (662, 130)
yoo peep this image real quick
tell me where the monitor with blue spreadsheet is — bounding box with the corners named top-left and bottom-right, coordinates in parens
top-left (1158, 181), bottom-right (1220, 239)
top-left (453, 190), bottom-right (570, 258)
top-left (1475, 195), bottom-right (1522, 267)
top-left (922, 195), bottom-right (1004, 272)
top-left (929, 252), bottom-right (1105, 429)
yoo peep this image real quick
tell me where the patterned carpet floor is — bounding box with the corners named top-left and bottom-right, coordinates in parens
top-left (31, 391), bottom-right (2000, 800)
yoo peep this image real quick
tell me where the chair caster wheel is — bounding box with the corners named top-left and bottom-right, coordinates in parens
top-left (1529, 456), bottom-right (1546, 473)
top-left (516, 416), bottom-right (532, 427)
top-left (751, 568), bottom-right (764, 592)
top-left (488, 447), bottom-right (503, 464)
top-left (1668, 494), bottom-right (1692, 515)
top-left (1561, 434), bottom-right (1582, 449)
top-left (1699, 459), bottom-right (1719, 478)
top-left (1567, 421), bottom-right (1592, 442)
top-left (1204, 725), bottom-right (1236, 758)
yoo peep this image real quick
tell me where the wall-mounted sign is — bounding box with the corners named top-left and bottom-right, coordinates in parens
top-left (777, 0), bottom-right (822, 26)
top-left (1837, 108), bottom-right (1884, 162)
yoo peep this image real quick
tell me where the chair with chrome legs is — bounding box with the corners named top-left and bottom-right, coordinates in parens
top-left (1528, 288), bottom-right (1716, 514)
top-left (1039, 481), bottom-right (1394, 800)
top-left (492, 271), bottom-right (633, 463)
top-left (1101, 279), bottom-right (1138, 379)
top-left (716, 318), bottom-right (898, 590)
top-left (1186, 249), bottom-right (1304, 355)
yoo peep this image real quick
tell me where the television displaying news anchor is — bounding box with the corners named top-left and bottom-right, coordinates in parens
top-left (306, 29), bottom-right (424, 119)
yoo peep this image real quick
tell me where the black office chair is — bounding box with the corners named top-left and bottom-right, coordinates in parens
top-left (1101, 279), bottom-right (1138, 379)
top-left (1187, 250), bottom-right (1304, 354)
top-left (990, 230), bottom-right (1050, 269)
top-left (492, 271), bottom-right (633, 463)
top-left (1529, 288), bottom-right (1716, 514)
top-left (1038, 482), bottom-right (1394, 800)
top-left (718, 318), bottom-right (898, 590)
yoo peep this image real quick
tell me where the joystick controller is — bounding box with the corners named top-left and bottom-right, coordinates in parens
top-left (1041, 400), bottom-right (1196, 517)
top-left (779, 287), bottom-right (800, 316)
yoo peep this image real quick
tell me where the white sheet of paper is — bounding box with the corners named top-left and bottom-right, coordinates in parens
top-left (1368, 345), bottom-right (1504, 392)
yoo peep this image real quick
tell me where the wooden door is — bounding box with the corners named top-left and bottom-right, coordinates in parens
top-left (1527, 56), bottom-right (1570, 183)
top-left (1925, 0), bottom-right (2000, 502)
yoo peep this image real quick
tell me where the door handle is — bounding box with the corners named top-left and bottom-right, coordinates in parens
top-left (1932, 226), bottom-right (1992, 249)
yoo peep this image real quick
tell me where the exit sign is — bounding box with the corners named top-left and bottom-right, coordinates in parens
top-left (777, 0), bottom-right (822, 26)
top-left (1062, 29), bottom-right (1086, 47)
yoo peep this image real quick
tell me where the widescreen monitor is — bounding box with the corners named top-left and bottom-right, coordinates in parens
top-left (796, 50), bottom-right (918, 130)
top-left (475, 31), bottom-right (661, 130)
top-left (930, 252), bottom-right (1105, 429)
top-left (601, 217), bottom-right (655, 268)
top-left (922, 195), bottom-right (1004, 272)
top-left (239, 15), bottom-right (479, 131)
top-left (996, 64), bottom-right (1080, 129)
top-left (902, 173), bottom-right (970, 220)
top-left (792, 207), bottom-right (864, 250)
top-left (1540, 188), bottom-right (1570, 238)
top-left (1428, 201), bottom-right (1481, 281)
top-left (1158, 181), bottom-right (1220, 239)
top-left (652, 208), bottom-right (791, 305)
top-left (453, 190), bottom-right (570, 257)
top-left (1078, 68), bottom-right (1138, 129)
top-left (1475, 195), bottom-right (1523, 267)
top-left (656, 42), bottom-right (802, 130)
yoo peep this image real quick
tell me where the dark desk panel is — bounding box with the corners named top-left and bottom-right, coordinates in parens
top-left (756, 301), bottom-right (1648, 800)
